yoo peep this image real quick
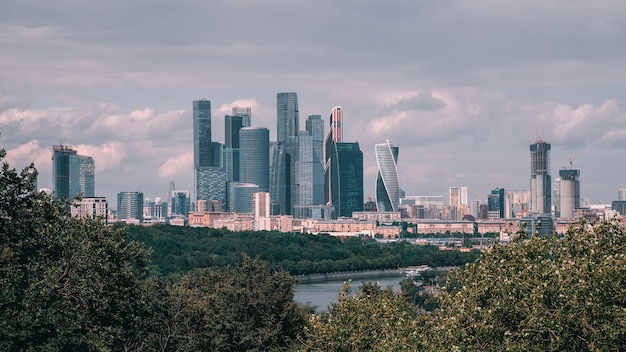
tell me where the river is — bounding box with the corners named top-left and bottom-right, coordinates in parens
top-left (294, 273), bottom-right (406, 312)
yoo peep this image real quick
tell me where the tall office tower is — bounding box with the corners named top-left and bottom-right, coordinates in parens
top-left (232, 106), bottom-right (252, 127)
top-left (52, 145), bottom-right (95, 199)
top-left (193, 99), bottom-right (226, 207)
top-left (117, 191), bottom-right (144, 222)
top-left (277, 92), bottom-right (299, 143)
top-left (306, 115), bottom-right (325, 205)
top-left (329, 106), bottom-right (343, 142)
top-left (295, 131), bottom-right (313, 207)
top-left (618, 188), bottom-right (626, 201)
top-left (240, 127), bottom-right (270, 191)
top-left (271, 93), bottom-right (299, 215)
top-left (375, 140), bottom-right (400, 212)
top-left (488, 188), bottom-right (505, 219)
top-left (559, 169), bottom-right (580, 218)
top-left (449, 187), bottom-right (468, 207)
top-left (193, 99), bottom-right (212, 169)
top-left (224, 114), bottom-right (244, 182)
top-left (530, 140), bottom-right (551, 214)
top-left (324, 140), bottom-right (364, 218)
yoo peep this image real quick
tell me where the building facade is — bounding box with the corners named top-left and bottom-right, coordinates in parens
top-left (240, 127), bottom-right (270, 191)
top-left (71, 197), bottom-right (108, 223)
top-left (117, 191), bottom-right (144, 222)
top-left (559, 169), bottom-right (580, 218)
top-left (375, 140), bottom-right (400, 212)
top-left (324, 141), bottom-right (364, 218)
top-left (277, 92), bottom-right (299, 143)
top-left (530, 140), bottom-right (551, 214)
top-left (449, 187), bottom-right (468, 207)
top-left (52, 145), bottom-right (95, 199)
top-left (488, 188), bottom-right (505, 219)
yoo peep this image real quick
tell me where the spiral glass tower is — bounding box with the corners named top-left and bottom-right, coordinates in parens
top-left (375, 140), bottom-right (400, 212)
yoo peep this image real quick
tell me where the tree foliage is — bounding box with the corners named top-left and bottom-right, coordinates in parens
top-left (301, 219), bottom-right (626, 351)
top-left (0, 150), bottom-right (152, 351)
top-left (431, 219), bottom-right (626, 351)
top-left (150, 256), bottom-right (306, 351)
top-left (125, 225), bottom-right (481, 278)
top-left (299, 282), bottom-right (430, 351)
top-left (0, 151), bottom-right (306, 351)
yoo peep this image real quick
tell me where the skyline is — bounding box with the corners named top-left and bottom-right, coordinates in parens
top-left (2, 1), bottom-right (626, 205)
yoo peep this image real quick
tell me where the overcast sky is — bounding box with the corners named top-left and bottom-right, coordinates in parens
top-left (2, 0), bottom-right (626, 207)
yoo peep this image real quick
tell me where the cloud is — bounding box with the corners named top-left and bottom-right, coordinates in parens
top-left (75, 142), bottom-right (126, 172)
top-left (393, 92), bottom-right (447, 112)
top-left (158, 151), bottom-right (193, 180)
top-left (537, 98), bottom-right (625, 149)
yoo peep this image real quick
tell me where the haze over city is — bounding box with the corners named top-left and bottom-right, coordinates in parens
top-left (2, 1), bottom-right (626, 206)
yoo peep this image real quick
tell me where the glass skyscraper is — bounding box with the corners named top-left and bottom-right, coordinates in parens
top-left (224, 106), bottom-right (251, 184)
top-left (193, 99), bottom-right (226, 207)
top-left (271, 92), bottom-right (299, 215)
top-left (324, 107), bottom-right (363, 218)
top-left (307, 115), bottom-right (325, 206)
top-left (52, 145), bottom-right (95, 199)
top-left (224, 114), bottom-right (244, 182)
top-left (193, 99), bottom-right (212, 169)
top-left (530, 140), bottom-right (551, 213)
top-left (277, 92), bottom-right (299, 143)
top-left (375, 140), bottom-right (400, 212)
top-left (240, 127), bottom-right (270, 191)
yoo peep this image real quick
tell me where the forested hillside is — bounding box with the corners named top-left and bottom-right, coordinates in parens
top-left (125, 225), bottom-right (481, 278)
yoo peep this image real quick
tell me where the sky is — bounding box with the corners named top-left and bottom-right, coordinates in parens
top-left (2, 0), bottom-right (626, 207)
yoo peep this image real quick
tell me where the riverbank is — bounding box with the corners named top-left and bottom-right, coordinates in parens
top-left (295, 269), bottom-right (404, 284)
top-left (294, 266), bottom-right (460, 284)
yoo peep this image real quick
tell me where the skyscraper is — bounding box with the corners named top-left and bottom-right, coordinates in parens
top-left (240, 127), bottom-right (270, 191)
top-left (329, 106), bottom-right (342, 143)
top-left (52, 145), bottom-right (95, 199)
top-left (277, 92), bottom-right (299, 143)
top-left (530, 140), bottom-right (551, 214)
top-left (232, 106), bottom-right (252, 127)
top-left (375, 140), bottom-right (400, 212)
top-left (294, 115), bottom-right (325, 211)
top-left (558, 169), bottom-right (580, 218)
top-left (224, 106), bottom-right (252, 184)
top-left (224, 114), bottom-right (244, 182)
top-left (326, 142), bottom-right (363, 218)
top-left (271, 93), bottom-right (299, 215)
top-left (193, 99), bottom-right (226, 207)
top-left (306, 115), bottom-right (325, 205)
top-left (324, 107), bottom-right (363, 218)
top-left (193, 99), bottom-right (212, 169)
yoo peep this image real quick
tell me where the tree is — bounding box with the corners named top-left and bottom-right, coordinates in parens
top-left (430, 219), bottom-right (626, 351)
top-left (0, 150), bottom-right (153, 350)
top-left (300, 281), bottom-right (430, 351)
top-left (162, 255), bottom-right (306, 351)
